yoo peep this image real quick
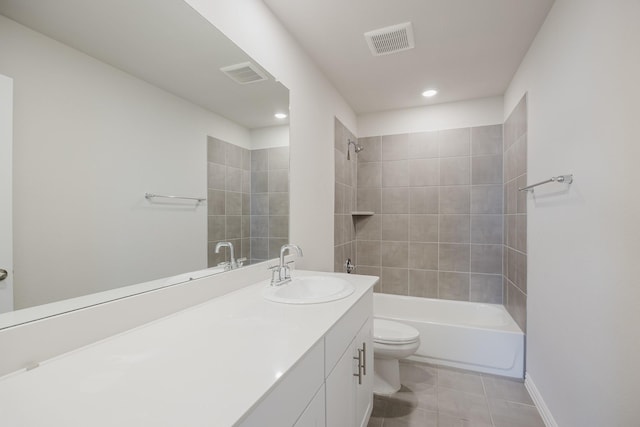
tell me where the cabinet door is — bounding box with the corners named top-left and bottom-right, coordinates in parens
top-left (294, 385), bottom-right (325, 427)
top-left (355, 318), bottom-right (373, 427)
top-left (326, 317), bottom-right (373, 427)
top-left (325, 336), bottom-right (356, 427)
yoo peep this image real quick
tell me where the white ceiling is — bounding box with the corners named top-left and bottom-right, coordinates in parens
top-left (263, 0), bottom-right (554, 114)
top-left (0, 0), bottom-right (289, 129)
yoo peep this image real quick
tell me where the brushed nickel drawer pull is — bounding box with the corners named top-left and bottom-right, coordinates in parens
top-left (353, 348), bottom-right (363, 385)
top-left (362, 342), bottom-right (367, 376)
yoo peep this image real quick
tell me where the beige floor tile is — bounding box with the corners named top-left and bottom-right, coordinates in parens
top-left (370, 362), bottom-right (544, 427)
top-left (438, 368), bottom-right (485, 395)
top-left (488, 398), bottom-right (545, 427)
top-left (381, 398), bottom-right (416, 419)
top-left (367, 415), bottom-right (384, 427)
top-left (399, 361), bottom-right (438, 389)
top-left (438, 412), bottom-right (493, 427)
top-left (372, 395), bottom-right (389, 418)
top-left (382, 407), bottom-right (437, 427)
top-left (384, 383), bottom-right (438, 412)
top-left (482, 375), bottom-right (533, 405)
top-left (437, 388), bottom-right (492, 424)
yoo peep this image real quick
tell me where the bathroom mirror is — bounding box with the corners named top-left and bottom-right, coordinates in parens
top-left (0, 0), bottom-right (290, 328)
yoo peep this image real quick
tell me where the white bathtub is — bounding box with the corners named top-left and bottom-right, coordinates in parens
top-left (374, 293), bottom-right (524, 378)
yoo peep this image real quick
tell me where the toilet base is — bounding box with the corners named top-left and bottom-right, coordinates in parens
top-left (373, 357), bottom-right (401, 396)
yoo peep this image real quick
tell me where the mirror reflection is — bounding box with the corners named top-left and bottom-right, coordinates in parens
top-left (0, 0), bottom-right (289, 324)
top-left (206, 136), bottom-right (289, 268)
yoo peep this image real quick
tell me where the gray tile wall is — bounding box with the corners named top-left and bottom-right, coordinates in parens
top-left (249, 146), bottom-right (290, 263)
top-left (353, 126), bottom-right (504, 303)
top-left (207, 136), bottom-right (289, 267)
top-left (207, 136), bottom-right (251, 267)
top-left (503, 95), bottom-right (528, 332)
top-left (334, 118), bottom-right (357, 274)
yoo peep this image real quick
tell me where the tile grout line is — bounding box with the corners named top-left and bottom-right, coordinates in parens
top-left (480, 375), bottom-right (498, 427)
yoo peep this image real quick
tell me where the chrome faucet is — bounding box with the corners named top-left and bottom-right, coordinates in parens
top-left (269, 244), bottom-right (303, 286)
top-left (214, 241), bottom-right (237, 270)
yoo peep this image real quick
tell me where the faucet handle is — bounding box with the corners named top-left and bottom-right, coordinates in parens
top-left (285, 260), bottom-right (297, 274)
top-left (267, 264), bottom-right (279, 285)
top-left (217, 261), bottom-right (231, 272)
top-left (282, 261), bottom-right (296, 279)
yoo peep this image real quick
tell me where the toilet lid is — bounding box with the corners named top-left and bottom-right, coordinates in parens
top-left (373, 319), bottom-right (420, 344)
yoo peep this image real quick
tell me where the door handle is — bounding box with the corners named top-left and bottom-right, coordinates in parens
top-left (0, 269), bottom-right (7, 281)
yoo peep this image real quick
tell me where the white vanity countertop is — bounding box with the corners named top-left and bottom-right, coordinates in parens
top-left (0, 271), bottom-right (376, 426)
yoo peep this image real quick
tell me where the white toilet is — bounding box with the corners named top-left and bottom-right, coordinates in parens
top-left (372, 318), bottom-right (420, 395)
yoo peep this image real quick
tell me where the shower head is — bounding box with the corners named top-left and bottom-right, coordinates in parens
top-left (347, 139), bottom-right (364, 159)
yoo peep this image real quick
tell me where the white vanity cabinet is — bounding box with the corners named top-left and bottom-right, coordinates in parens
top-left (293, 385), bottom-right (326, 427)
top-left (0, 272), bottom-right (376, 427)
top-left (238, 340), bottom-right (325, 427)
top-left (325, 318), bottom-right (373, 427)
top-left (240, 289), bottom-right (373, 427)
top-left (325, 292), bottom-right (374, 427)
top-left (354, 320), bottom-right (374, 425)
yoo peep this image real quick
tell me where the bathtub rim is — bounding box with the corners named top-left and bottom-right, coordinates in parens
top-left (373, 293), bottom-right (525, 378)
top-left (373, 293), bottom-right (524, 335)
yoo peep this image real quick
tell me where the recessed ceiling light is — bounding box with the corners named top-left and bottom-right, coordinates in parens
top-left (422, 89), bottom-right (438, 98)
top-left (274, 113), bottom-right (287, 119)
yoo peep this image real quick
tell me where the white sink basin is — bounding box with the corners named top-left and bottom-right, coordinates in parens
top-left (263, 275), bottom-right (355, 304)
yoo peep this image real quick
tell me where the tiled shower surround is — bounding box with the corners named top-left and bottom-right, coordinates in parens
top-left (503, 96), bottom-right (528, 331)
top-left (351, 125), bottom-right (505, 303)
top-left (249, 146), bottom-right (290, 263)
top-left (207, 136), bottom-right (289, 267)
top-left (207, 136), bottom-right (251, 267)
top-left (334, 118), bottom-right (357, 272)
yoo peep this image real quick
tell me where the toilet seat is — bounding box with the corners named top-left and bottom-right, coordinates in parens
top-left (373, 319), bottom-right (419, 345)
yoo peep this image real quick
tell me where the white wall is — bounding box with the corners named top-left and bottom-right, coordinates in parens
top-left (184, 0), bottom-right (357, 271)
top-left (250, 125), bottom-right (289, 150)
top-left (0, 75), bottom-right (13, 313)
top-left (505, 0), bottom-right (640, 425)
top-left (357, 96), bottom-right (503, 137)
top-left (0, 16), bottom-right (251, 308)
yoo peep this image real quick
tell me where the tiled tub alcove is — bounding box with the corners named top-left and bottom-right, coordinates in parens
top-left (334, 118), bottom-right (358, 273)
top-left (503, 96), bottom-right (528, 331)
top-left (207, 136), bottom-right (289, 267)
top-left (352, 126), bottom-right (505, 303)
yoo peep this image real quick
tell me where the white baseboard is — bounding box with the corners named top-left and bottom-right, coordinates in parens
top-left (525, 372), bottom-right (559, 427)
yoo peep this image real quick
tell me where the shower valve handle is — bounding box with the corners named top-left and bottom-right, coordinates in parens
top-left (345, 258), bottom-right (356, 274)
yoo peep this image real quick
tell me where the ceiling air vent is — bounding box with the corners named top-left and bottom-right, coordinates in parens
top-left (220, 62), bottom-right (268, 84)
top-left (364, 22), bottom-right (415, 56)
